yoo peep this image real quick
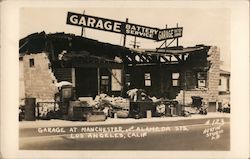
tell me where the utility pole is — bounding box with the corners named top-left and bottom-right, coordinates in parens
top-left (121, 18), bottom-right (128, 96)
top-left (165, 24), bottom-right (167, 52)
top-left (183, 71), bottom-right (186, 106)
top-left (176, 23), bottom-right (179, 47)
top-left (81, 10), bottom-right (86, 37)
top-left (123, 18), bottom-right (128, 47)
top-left (133, 36), bottom-right (136, 48)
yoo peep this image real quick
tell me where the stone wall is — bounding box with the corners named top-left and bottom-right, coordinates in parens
top-left (19, 61), bottom-right (25, 103)
top-left (207, 46), bottom-right (220, 102)
top-left (175, 46), bottom-right (220, 105)
top-left (22, 52), bottom-right (58, 102)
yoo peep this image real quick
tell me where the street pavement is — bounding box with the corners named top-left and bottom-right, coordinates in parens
top-left (19, 113), bottom-right (230, 150)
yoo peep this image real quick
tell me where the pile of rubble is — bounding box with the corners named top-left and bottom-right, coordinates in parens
top-left (79, 94), bottom-right (129, 109)
top-left (79, 94), bottom-right (130, 118)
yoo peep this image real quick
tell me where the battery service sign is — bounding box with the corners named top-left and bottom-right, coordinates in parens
top-left (66, 12), bottom-right (182, 41)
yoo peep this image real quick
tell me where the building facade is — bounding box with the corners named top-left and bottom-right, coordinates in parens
top-left (19, 32), bottom-right (223, 112)
top-left (218, 69), bottom-right (230, 107)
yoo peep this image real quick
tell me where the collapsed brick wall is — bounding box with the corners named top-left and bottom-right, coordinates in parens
top-left (22, 52), bottom-right (58, 102)
top-left (176, 46), bottom-right (220, 104)
top-left (206, 46), bottom-right (220, 102)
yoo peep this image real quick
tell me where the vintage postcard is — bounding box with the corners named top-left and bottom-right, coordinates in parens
top-left (0, 1), bottom-right (249, 159)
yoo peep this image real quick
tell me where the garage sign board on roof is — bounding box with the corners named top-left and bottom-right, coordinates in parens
top-left (66, 11), bottom-right (183, 41)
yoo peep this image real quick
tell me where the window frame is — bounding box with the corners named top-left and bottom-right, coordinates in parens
top-left (172, 72), bottom-right (180, 86)
top-left (101, 75), bottom-right (109, 86)
top-left (100, 75), bottom-right (110, 93)
top-left (144, 73), bottom-right (151, 87)
top-left (197, 71), bottom-right (207, 88)
top-left (29, 58), bottom-right (35, 67)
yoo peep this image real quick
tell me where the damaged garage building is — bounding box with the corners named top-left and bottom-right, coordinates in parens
top-left (19, 31), bottom-right (222, 112)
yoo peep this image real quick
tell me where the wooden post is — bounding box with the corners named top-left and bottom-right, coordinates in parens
top-left (160, 63), bottom-right (164, 95)
top-left (183, 71), bottom-right (186, 106)
top-left (71, 68), bottom-right (75, 87)
top-left (165, 25), bottom-right (167, 52)
top-left (97, 67), bottom-right (100, 95)
top-left (120, 66), bottom-right (125, 97)
top-left (81, 10), bottom-right (85, 37)
top-left (160, 24), bottom-right (166, 95)
top-left (133, 36), bottom-right (136, 48)
top-left (120, 18), bottom-right (128, 96)
top-left (123, 18), bottom-right (128, 47)
top-left (176, 23), bottom-right (179, 47)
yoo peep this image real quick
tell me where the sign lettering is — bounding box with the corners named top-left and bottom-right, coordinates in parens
top-left (158, 28), bottom-right (183, 41)
top-left (66, 12), bottom-right (183, 41)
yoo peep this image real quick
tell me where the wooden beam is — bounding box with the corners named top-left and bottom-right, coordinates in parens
top-left (143, 55), bottom-right (153, 62)
top-left (138, 54), bottom-right (148, 62)
top-left (160, 55), bottom-right (170, 62)
top-left (72, 61), bottom-right (123, 68)
top-left (173, 55), bottom-right (182, 62)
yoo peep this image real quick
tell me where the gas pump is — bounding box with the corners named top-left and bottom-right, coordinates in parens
top-left (54, 85), bottom-right (76, 119)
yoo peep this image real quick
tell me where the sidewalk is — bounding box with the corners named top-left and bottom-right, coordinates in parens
top-left (19, 112), bottom-right (230, 129)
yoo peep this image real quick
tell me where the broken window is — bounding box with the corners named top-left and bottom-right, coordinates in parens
top-left (172, 72), bottom-right (180, 86)
top-left (144, 73), bottom-right (151, 86)
top-left (219, 79), bottom-right (222, 86)
top-left (29, 58), bottom-right (35, 67)
top-left (111, 69), bottom-right (122, 91)
top-left (101, 75), bottom-right (109, 93)
top-left (197, 72), bottom-right (207, 88)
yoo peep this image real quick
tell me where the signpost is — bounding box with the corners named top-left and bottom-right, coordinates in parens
top-left (66, 12), bottom-right (183, 41)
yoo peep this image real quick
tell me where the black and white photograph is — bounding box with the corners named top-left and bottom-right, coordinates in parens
top-left (0, 1), bottom-right (249, 159)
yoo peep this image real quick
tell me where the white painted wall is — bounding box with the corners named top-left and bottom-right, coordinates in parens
top-left (219, 75), bottom-right (229, 92)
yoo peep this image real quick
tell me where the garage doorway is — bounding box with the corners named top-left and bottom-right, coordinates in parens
top-left (75, 68), bottom-right (98, 97)
top-left (208, 102), bottom-right (217, 112)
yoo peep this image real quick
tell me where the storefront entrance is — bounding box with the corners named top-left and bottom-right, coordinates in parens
top-left (75, 68), bottom-right (98, 97)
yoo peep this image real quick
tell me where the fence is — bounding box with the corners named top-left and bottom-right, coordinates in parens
top-left (36, 102), bottom-right (61, 119)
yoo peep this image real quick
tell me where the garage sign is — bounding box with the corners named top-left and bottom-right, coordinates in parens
top-left (66, 12), bottom-right (182, 41)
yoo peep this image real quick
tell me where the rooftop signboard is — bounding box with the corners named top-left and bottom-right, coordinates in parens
top-left (66, 12), bottom-right (183, 41)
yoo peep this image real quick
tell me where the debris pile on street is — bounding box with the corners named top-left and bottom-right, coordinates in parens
top-left (55, 81), bottom-right (73, 88)
top-left (19, 84), bottom-right (212, 122)
top-left (218, 99), bottom-right (230, 113)
top-left (37, 102), bottom-right (60, 119)
top-left (94, 94), bottom-right (129, 109)
top-left (79, 94), bottom-right (129, 110)
top-left (79, 93), bottom-right (129, 118)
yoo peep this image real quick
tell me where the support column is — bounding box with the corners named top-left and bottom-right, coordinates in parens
top-left (97, 67), bottom-right (100, 95)
top-left (183, 71), bottom-right (186, 105)
top-left (71, 68), bottom-right (75, 87)
top-left (160, 64), bottom-right (164, 95)
top-left (176, 23), bottom-right (179, 47)
top-left (119, 65), bottom-right (125, 97)
top-left (123, 18), bottom-right (128, 47)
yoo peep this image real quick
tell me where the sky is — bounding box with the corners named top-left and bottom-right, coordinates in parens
top-left (20, 7), bottom-right (230, 71)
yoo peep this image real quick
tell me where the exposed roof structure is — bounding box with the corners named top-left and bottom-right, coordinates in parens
top-left (19, 31), bottom-right (130, 59)
top-left (19, 32), bottom-right (210, 66)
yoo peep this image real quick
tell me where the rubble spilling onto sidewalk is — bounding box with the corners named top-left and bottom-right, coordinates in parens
top-left (20, 86), bottom-right (230, 122)
top-left (79, 93), bottom-right (130, 118)
top-left (79, 94), bottom-right (129, 110)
